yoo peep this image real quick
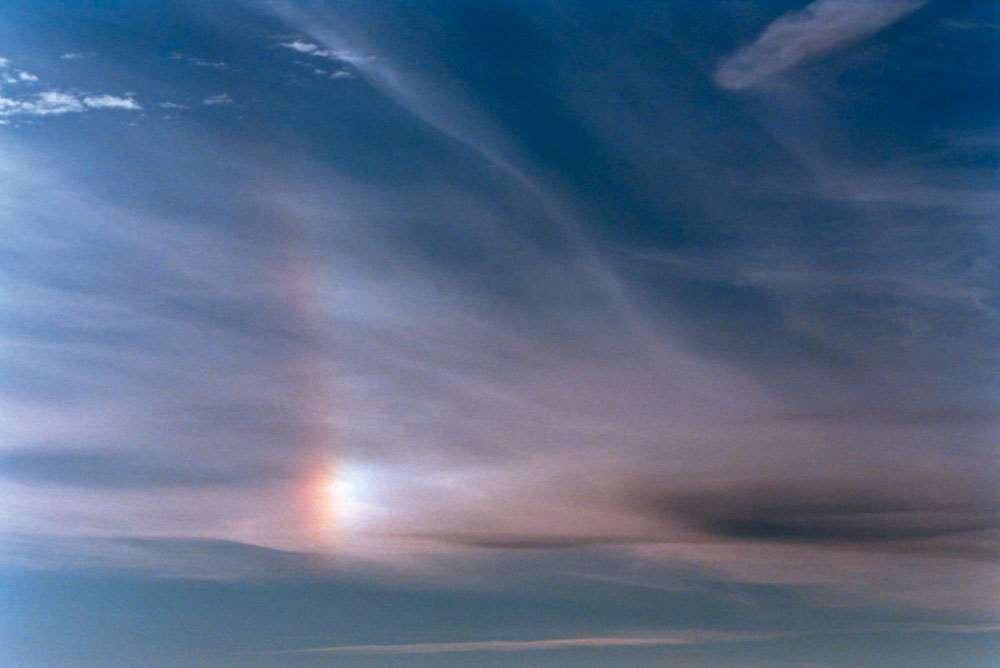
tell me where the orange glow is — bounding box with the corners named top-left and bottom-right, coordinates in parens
top-left (297, 456), bottom-right (340, 549)
top-left (275, 245), bottom-right (343, 551)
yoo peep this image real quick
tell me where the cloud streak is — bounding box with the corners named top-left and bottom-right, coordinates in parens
top-left (0, 448), bottom-right (286, 489)
top-left (278, 39), bottom-right (373, 66)
top-left (632, 478), bottom-right (1000, 545)
top-left (716, 0), bottom-right (927, 90)
top-left (259, 623), bottom-right (1000, 656)
top-left (1, 534), bottom-right (326, 580)
top-left (202, 92), bottom-right (232, 105)
top-left (262, 630), bottom-right (793, 655)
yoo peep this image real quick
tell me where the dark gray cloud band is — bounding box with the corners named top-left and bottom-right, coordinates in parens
top-left (632, 479), bottom-right (1000, 545)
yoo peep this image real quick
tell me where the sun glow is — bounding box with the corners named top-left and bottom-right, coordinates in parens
top-left (326, 476), bottom-right (353, 522)
top-left (324, 462), bottom-right (375, 532)
top-left (301, 458), bottom-right (390, 550)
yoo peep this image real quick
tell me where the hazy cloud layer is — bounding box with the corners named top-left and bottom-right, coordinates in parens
top-left (1, 1), bottom-right (998, 665)
top-left (0, 448), bottom-right (287, 489)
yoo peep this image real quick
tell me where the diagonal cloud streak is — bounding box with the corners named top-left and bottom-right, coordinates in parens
top-left (716, 0), bottom-right (927, 90)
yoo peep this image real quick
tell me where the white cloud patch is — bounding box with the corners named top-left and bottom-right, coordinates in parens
top-left (82, 94), bottom-right (141, 110)
top-left (279, 39), bottom-right (373, 66)
top-left (60, 52), bottom-right (94, 60)
top-left (307, 66), bottom-right (353, 80)
top-left (0, 91), bottom-right (83, 116)
top-left (0, 57), bottom-right (38, 85)
top-left (0, 57), bottom-right (141, 119)
top-left (0, 56), bottom-right (140, 118)
top-left (168, 53), bottom-right (228, 69)
top-left (159, 101), bottom-right (189, 109)
top-left (715, 0), bottom-right (926, 90)
top-left (191, 59), bottom-right (227, 69)
top-left (203, 93), bottom-right (233, 106)
top-left (0, 91), bottom-right (141, 117)
top-left (280, 40), bottom-right (319, 55)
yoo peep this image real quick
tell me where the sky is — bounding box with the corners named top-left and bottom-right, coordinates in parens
top-left (1, 1), bottom-right (998, 666)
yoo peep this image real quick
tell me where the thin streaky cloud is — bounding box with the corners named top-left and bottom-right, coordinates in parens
top-left (271, 6), bottom-right (676, 369)
top-left (716, 0), bottom-right (927, 90)
top-left (203, 93), bottom-right (233, 106)
top-left (260, 631), bottom-right (794, 655)
top-left (255, 623), bottom-right (1000, 655)
top-left (191, 59), bottom-right (227, 69)
top-left (278, 39), bottom-right (372, 65)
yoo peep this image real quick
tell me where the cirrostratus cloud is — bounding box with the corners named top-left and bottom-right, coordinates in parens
top-left (715, 0), bottom-right (927, 90)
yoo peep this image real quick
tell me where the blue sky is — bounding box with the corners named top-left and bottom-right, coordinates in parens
top-left (1, 1), bottom-right (999, 666)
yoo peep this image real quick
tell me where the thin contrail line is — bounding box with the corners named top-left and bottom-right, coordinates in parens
top-left (252, 630), bottom-right (792, 655)
top-left (248, 623), bottom-right (1000, 656)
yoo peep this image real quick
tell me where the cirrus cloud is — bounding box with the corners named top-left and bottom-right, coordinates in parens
top-left (716, 0), bottom-right (927, 90)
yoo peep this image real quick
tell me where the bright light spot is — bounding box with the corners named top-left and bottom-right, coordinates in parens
top-left (326, 461), bottom-right (379, 530)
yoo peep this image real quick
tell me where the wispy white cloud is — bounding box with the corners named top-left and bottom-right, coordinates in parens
top-left (0, 91), bottom-right (83, 116)
top-left (0, 57), bottom-right (38, 85)
top-left (6, 71), bottom-right (39, 83)
top-left (60, 52), bottom-right (94, 60)
top-left (0, 91), bottom-right (140, 117)
top-left (264, 631), bottom-right (792, 655)
top-left (300, 62), bottom-right (354, 80)
top-left (281, 40), bottom-right (319, 55)
top-left (278, 39), bottom-right (373, 66)
top-left (203, 93), bottom-right (233, 106)
top-left (82, 94), bottom-right (141, 110)
top-left (258, 623), bottom-right (1000, 656)
top-left (168, 53), bottom-right (228, 69)
top-left (191, 59), bottom-right (227, 69)
top-left (159, 101), bottom-right (189, 110)
top-left (0, 57), bottom-right (139, 118)
top-left (716, 0), bottom-right (927, 90)
top-left (270, 10), bottom-right (679, 370)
